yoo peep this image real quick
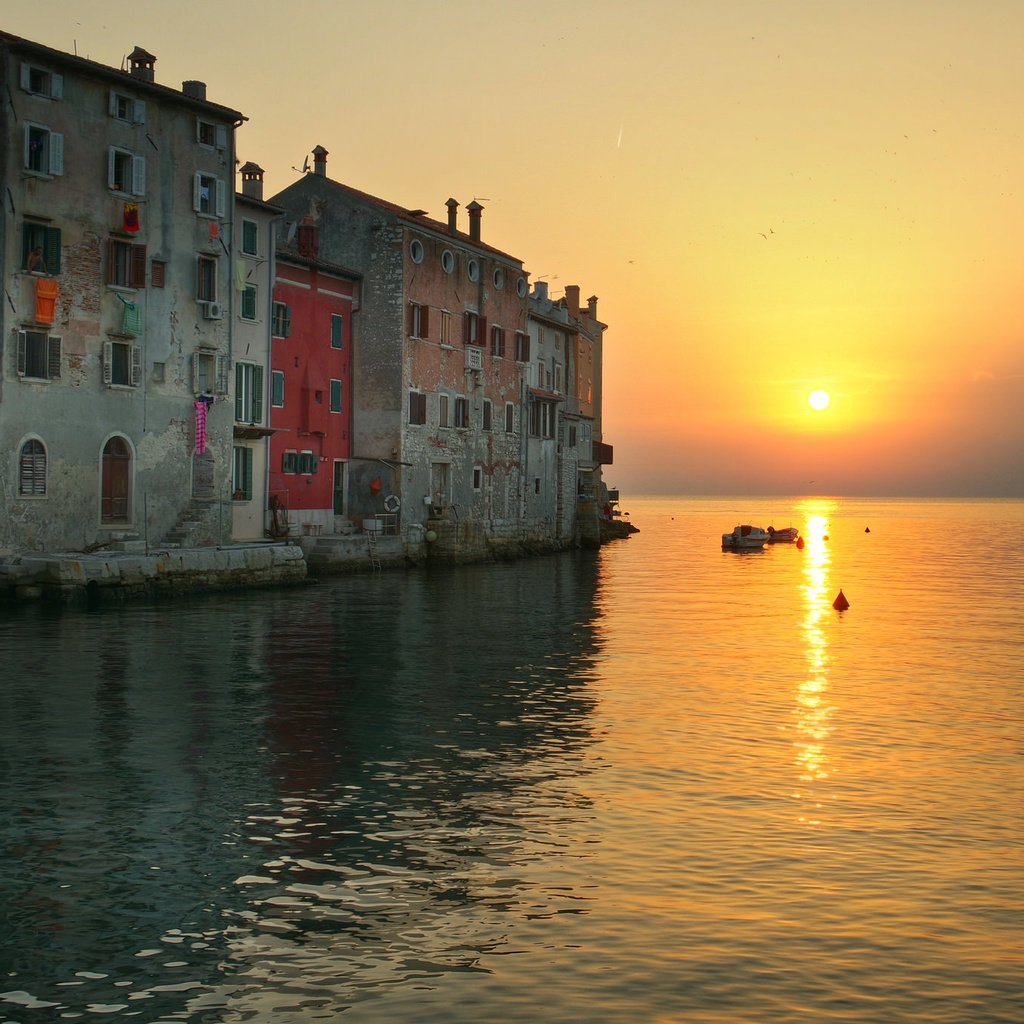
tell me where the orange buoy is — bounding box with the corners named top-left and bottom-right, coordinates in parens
top-left (833, 589), bottom-right (850, 611)
top-left (796, 536), bottom-right (805, 549)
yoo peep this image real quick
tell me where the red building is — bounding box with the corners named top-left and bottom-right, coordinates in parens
top-left (269, 240), bottom-right (360, 532)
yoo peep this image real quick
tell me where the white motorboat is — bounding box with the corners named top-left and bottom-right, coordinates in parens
top-left (722, 525), bottom-right (770, 550)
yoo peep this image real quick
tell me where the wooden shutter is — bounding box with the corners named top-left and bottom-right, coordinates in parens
top-left (49, 133), bottom-right (64, 175)
top-left (193, 173), bottom-right (203, 212)
top-left (44, 227), bottom-right (61, 274)
top-left (102, 341), bottom-right (113, 384)
top-left (107, 148), bottom-right (118, 189)
top-left (241, 446), bottom-right (253, 499)
top-left (50, 74), bottom-right (63, 99)
top-left (215, 354), bottom-right (229, 395)
top-left (131, 244), bottom-right (147, 288)
top-left (192, 352), bottom-right (201, 394)
top-left (215, 124), bottom-right (228, 149)
top-left (16, 332), bottom-right (27, 377)
top-left (252, 366), bottom-right (264, 423)
top-left (130, 345), bottom-right (142, 387)
top-left (133, 99), bottom-right (146, 124)
top-left (131, 155), bottom-right (146, 196)
top-left (420, 304), bottom-right (430, 339)
top-left (215, 179), bottom-right (226, 218)
top-left (47, 336), bottom-right (61, 379)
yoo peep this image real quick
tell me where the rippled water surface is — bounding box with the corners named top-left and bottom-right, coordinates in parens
top-left (2, 497), bottom-right (1022, 1022)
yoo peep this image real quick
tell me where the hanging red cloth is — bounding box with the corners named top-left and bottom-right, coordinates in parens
top-left (123, 202), bottom-right (140, 233)
top-left (35, 278), bottom-right (59, 324)
top-left (194, 400), bottom-right (208, 455)
top-left (208, 220), bottom-right (219, 241)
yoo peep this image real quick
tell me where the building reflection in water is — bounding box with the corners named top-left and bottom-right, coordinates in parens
top-left (793, 502), bottom-right (837, 825)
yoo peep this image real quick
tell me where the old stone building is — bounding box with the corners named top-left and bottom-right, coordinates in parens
top-left (0, 33), bottom-right (244, 552)
top-left (270, 149), bottom-right (546, 560)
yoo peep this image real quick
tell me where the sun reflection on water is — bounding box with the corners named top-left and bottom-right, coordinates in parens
top-left (793, 502), bottom-right (838, 823)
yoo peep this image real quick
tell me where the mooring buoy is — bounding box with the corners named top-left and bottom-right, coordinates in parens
top-left (833, 589), bottom-right (850, 611)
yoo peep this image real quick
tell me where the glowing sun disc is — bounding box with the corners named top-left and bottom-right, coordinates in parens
top-left (808, 389), bottom-right (831, 411)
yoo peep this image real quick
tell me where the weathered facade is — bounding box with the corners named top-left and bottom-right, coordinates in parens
top-left (270, 150), bottom-right (546, 559)
top-left (0, 33), bottom-right (244, 553)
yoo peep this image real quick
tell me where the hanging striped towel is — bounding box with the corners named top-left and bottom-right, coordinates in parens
top-left (35, 278), bottom-right (59, 324)
top-left (121, 299), bottom-right (143, 335)
top-left (194, 400), bottom-right (208, 455)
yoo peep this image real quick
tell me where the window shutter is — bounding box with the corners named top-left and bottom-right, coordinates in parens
top-left (17, 332), bottom-right (27, 377)
top-left (272, 371), bottom-right (284, 407)
top-left (193, 173), bottom-right (202, 212)
top-left (192, 353), bottom-right (201, 394)
top-left (50, 74), bottom-right (63, 99)
top-left (408, 303), bottom-right (416, 337)
top-left (109, 90), bottom-right (119, 116)
top-left (215, 124), bottom-right (228, 149)
top-left (131, 244), bottom-right (147, 288)
top-left (49, 133), bottom-right (64, 176)
top-left (45, 227), bottom-right (61, 275)
top-left (130, 345), bottom-right (142, 387)
top-left (20, 64), bottom-right (31, 91)
top-left (107, 147), bottom-right (117, 189)
top-left (421, 304), bottom-right (430, 339)
top-left (133, 99), bottom-right (146, 124)
top-left (106, 240), bottom-right (118, 285)
top-left (252, 366), bottom-right (264, 423)
top-left (477, 316), bottom-right (487, 343)
top-left (102, 341), bottom-right (113, 384)
top-left (215, 179), bottom-right (226, 218)
top-left (463, 313), bottom-right (471, 344)
top-left (235, 363), bottom-right (244, 420)
top-left (47, 336), bottom-right (61, 379)
top-left (215, 354), bottom-right (229, 395)
top-left (331, 314), bottom-right (343, 347)
top-left (131, 155), bottom-right (146, 196)
top-left (242, 446), bottom-right (253, 500)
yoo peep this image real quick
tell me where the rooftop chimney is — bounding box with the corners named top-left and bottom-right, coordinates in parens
top-left (533, 280), bottom-right (549, 302)
top-left (128, 46), bottom-right (156, 83)
top-left (466, 200), bottom-right (483, 243)
top-left (313, 145), bottom-right (328, 177)
top-left (446, 198), bottom-right (459, 234)
top-left (182, 80), bottom-right (207, 101)
top-left (240, 162), bottom-right (265, 202)
top-left (587, 295), bottom-right (599, 320)
top-left (564, 285), bottom-right (581, 318)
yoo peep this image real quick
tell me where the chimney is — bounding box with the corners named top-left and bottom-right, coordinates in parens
top-left (128, 46), bottom-right (156, 83)
top-left (564, 285), bottom-right (580, 318)
top-left (533, 281), bottom-right (549, 302)
top-left (587, 295), bottom-right (599, 320)
top-left (182, 80), bottom-right (207, 101)
top-left (313, 145), bottom-right (328, 177)
top-left (466, 200), bottom-right (483, 242)
top-left (446, 198), bottom-right (459, 234)
top-left (240, 162), bottom-right (265, 202)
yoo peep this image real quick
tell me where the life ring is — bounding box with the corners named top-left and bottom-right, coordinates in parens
top-left (383, 494), bottom-right (401, 513)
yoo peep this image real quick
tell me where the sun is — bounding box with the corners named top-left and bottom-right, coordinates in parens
top-left (808, 389), bottom-right (831, 411)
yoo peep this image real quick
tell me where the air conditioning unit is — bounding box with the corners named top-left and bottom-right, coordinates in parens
top-left (203, 301), bottom-right (224, 320)
top-left (465, 347), bottom-right (483, 371)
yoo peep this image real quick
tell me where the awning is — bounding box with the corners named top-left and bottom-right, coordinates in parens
top-left (233, 424), bottom-right (282, 440)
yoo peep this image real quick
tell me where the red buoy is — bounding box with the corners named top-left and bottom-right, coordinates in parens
top-left (796, 536), bottom-right (805, 549)
top-left (833, 589), bottom-right (850, 611)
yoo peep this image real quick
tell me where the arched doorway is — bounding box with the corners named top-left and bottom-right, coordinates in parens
top-left (101, 436), bottom-right (132, 523)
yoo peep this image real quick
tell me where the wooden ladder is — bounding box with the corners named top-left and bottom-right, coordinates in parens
top-left (366, 529), bottom-right (382, 571)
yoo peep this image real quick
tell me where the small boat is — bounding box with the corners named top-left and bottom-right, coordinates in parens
top-left (766, 526), bottom-right (800, 543)
top-left (722, 525), bottom-right (770, 550)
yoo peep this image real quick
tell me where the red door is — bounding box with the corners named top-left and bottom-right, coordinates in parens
top-left (101, 437), bottom-right (131, 523)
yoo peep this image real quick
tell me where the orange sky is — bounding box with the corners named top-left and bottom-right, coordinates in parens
top-left (9, 0), bottom-right (1022, 497)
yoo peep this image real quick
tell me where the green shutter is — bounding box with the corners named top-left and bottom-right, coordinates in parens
top-left (252, 365), bottom-right (264, 423)
top-left (331, 314), bottom-right (343, 348)
top-left (235, 363), bottom-right (244, 420)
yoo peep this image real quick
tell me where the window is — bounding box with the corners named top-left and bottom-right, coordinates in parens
top-left (331, 313), bottom-right (344, 348)
top-left (197, 255), bottom-right (218, 302)
top-left (505, 402), bottom-right (515, 433)
top-left (193, 172), bottom-right (225, 217)
top-left (568, 425), bottom-right (578, 447)
top-left (330, 379), bottom-right (342, 413)
top-left (107, 239), bottom-right (146, 288)
top-left (24, 123), bottom-right (63, 175)
top-left (22, 223), bottom-right (61, 274)
top-left (517, 277), bottom-right (527, 298)
top-left (193, 349), bottom-right (229, 395)
top-left (438, 394), bottom-right (450, 428)
top-left (409, 302), bottom-right (429, 339)
top-left (21, 64), bottom-right (62, 98)
top-left (515, 330), bottom-right (530, 362)
top-left (103, 340), bottom-right (142, 387)
top-left (409, 390), bottom-right (427, 424)
top-left (271, 370), bottom-right (285, 407)
top-left (441, 249), bottom-right (455, 273)
top-left (109, 90), bottom-right (145, 123)
top-left (108, 147), bottom-right (145, 195)
top-left (19, 439), bottom-right (47, 496)
top-left (440, 310), bottom-right (452, 345)
top-left (282, 450), bottom-right (298, 473)
top-left (272, 302), bottom-right (291, 338)
top-left (232, 446), bottom-right (253, 501)
top-left (530, 399), bottom-right (555, 438)
top-left (235, 362), bottom-right (264, 423)
top-left (298, 451), bottom-right (318, 474)
top-left (409, 239), bottom-right (424, 263)
top-left (490, 325), bottom-right (505, 358)
top-left (241, 285), bottom-right (257, 321)
top-left (151, 259), bottom-right (166, 288)
top-left (554, 363), bottom-right (563, 393)
top-left (196, 119), bottom-right (227, 149)
top-left (464, 311), bottom-right (485, 346)
top-left (17, 331), bottom-right (61, 380)
top-left (241, 220), bottom-right (258, 256)
top-left (493, 268), bottom-right (505, 289)
top-left (467, 259), bottom-right (480, 282)
top-left (473, 466), bottom-right (482, 490)
top-left (482, 399), bottom-right (492, 431)
top-left (454, 397), bottom-right (469, 428)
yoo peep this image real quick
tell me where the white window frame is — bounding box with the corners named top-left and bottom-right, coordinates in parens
top-left (196, 119), bottom-right (228, 149)
top-left (102, 339), bottom-right (142, 388)
top-left (17, 331), bottom-right (61, 381)
top-left (108, 147), bottom-right (146, 196)
top-left (109, 90), bottom-right (145, 123)
top-left (193, 172), bottom-right (226, 217)
top-left (24, 122), bottom-right (63, 176)
top-left (20, 63), bottom-right (62, 99)
top-left (193, 349), bottom-right (229, 396)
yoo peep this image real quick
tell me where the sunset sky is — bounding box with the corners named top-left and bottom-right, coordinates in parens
top-left (9, 1), bottom-right (1022, 497)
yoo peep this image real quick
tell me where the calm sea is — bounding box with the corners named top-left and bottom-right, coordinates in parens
top-left (1, 496), bottom-right (1022, 1023)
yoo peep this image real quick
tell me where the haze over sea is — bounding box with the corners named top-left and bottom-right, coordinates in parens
top-left (2, 496), bottom-right (1022, 1023)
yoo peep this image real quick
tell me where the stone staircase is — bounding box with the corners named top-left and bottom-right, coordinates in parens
top-left (159, 498), bottom-right (223, 548)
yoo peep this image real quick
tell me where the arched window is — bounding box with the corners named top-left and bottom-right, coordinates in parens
top-left (19, 438), bottom-right (46, 496)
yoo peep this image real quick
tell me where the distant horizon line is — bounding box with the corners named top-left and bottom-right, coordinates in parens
top-left (612, 492), bottom-right (1024, 502)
